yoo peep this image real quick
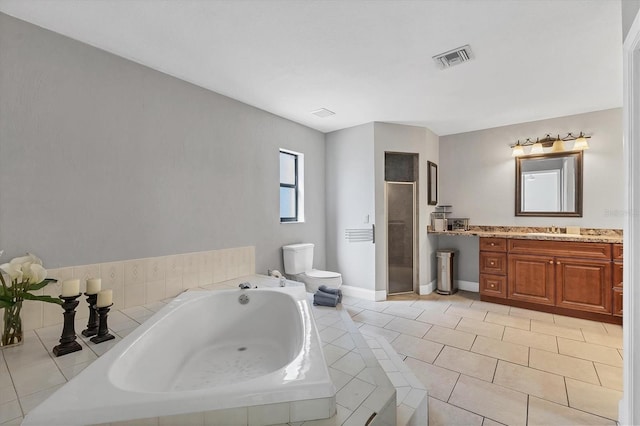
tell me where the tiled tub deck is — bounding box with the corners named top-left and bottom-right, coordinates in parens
top-left (0, 276), bottom-right (427, 425)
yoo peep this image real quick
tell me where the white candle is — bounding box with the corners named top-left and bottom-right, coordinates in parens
top-left (86, 278), bottom-right (101, 295)
top-left (96, 289), bottom-right (113, 308)
top-left (61, 279), bottom-right (80, 297)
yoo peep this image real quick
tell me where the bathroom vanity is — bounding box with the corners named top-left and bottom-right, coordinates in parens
top-left (479, 236), bottom-right (623, 324)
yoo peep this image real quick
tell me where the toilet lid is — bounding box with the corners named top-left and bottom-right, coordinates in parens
top-left (307, 270), bottom-right (341, 279)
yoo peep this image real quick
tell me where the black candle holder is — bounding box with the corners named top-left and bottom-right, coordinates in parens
top-left (52, 294), bottom-right (83, 357)
top-left (90, 304), bottom-right (115, 344)
top-left (81, 293), bottom-right (99, 337)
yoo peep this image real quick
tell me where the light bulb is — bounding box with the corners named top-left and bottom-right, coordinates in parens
top-left (573, 135), bottom-right (589, 150)
top-left (530, 142), bottom-right (544, 154)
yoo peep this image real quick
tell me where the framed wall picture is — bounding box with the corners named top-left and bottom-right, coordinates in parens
top-left (428, 161), bottom-right (438, 205)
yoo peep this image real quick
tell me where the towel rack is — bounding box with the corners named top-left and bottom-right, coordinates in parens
top-left (345, 225), bottom-right (375, 243)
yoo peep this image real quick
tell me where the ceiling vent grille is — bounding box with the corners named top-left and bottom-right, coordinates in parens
top-left (433, 45), bottom-right (474, 69)
top-left (311, 108), bottom-right (335, 118)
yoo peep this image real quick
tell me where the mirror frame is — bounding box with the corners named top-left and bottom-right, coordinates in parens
top-left (515, 151), bottom-right (583, 217)
top-left (428, 161), bottom-right (438, 206)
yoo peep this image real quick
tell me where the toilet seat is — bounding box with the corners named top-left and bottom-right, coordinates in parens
top-left (306, 270), bottom-right (341, 279)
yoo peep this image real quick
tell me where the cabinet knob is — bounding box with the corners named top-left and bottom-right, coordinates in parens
top-left (490, 284), bottom-right (495, 288)
top-left (490, 243), bottom-right (495, 246)
top-left (490, 261), bottom-right (495, 265)
top-left (556, 261), bottom-right (561, 265)
top-left (549, 260), bottom-right (553, 264)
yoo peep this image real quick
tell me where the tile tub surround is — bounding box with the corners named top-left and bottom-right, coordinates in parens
top-left (0, 246), bottom-right (256, 333)
top-left (427, 225), bottom-right (623, 243)
top-left (0, 276), bottom-right (424, 425)
top-left (1, 280), bottom-right (621, 425)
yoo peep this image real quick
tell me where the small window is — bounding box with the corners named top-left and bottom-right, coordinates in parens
top-left (280, 149), bottom-right (304, 223)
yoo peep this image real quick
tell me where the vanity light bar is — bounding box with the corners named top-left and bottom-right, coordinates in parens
top-left (511, 132), bottom-right (590, 156)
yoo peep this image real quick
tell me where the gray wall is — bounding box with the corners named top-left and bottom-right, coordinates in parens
top-left (0, 13), bottom-right (326, 272)
top-left (438, 108), bottom-right (624, 284)
top-left (325, 123), bottom-right (375, 289)
top-left (623, 0), bottom-right (640, 41)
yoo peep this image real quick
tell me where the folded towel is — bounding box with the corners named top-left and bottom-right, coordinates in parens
top-left (319, 285), bottom-right (342, 303)
top-left (313, 290), bottom-right (339, 307)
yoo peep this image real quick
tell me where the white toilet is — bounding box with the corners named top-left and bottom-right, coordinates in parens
top-left (282, 243), bottom-right (342, 293)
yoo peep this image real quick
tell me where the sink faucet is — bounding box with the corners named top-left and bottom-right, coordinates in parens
top-left (239, 282), bottom-right (253, 289)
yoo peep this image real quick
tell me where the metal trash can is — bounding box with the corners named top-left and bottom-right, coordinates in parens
top-left (436, 249), bottom-right (457, 295)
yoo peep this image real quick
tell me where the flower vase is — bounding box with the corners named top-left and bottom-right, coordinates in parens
top-left (1, 301), bottom-right (23, 348)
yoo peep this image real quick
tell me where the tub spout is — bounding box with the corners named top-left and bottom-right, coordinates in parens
top-left (239, 282), bottom-right (253, 290)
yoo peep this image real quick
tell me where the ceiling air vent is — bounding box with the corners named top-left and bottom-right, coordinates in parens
top-left (433, 45), bottom-right (474, 69)
top-left (311, 108), bottom-right (335, 118)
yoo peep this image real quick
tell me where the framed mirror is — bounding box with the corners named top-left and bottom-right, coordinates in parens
top-left (428, 161), bottom-right (438, 205)
top-left (515, 151), bottom-right (583, 217)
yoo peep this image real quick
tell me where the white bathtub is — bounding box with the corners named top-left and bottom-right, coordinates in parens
top-left (23, 286), bottom-right (335, 425)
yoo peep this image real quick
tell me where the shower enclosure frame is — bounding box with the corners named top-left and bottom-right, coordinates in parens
top-left (385, 181), bottom-right (417, 295)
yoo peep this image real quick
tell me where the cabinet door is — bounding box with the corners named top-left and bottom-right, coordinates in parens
top-left (508, 254), bottom-right (555, 305)
top-left (613, 262), bottom-right (623, 289)
top-left (613, 288), bottom-right (623, 317)
top-left (555, 258), bottom-right (612, 314)
top-left (480, 274), bottom-right (507, 298)
top-left (480, 252), bottom-right (507, 275)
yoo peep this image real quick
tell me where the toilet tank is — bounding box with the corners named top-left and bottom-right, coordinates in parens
top-left (283, 243), bottom-right (314, 275)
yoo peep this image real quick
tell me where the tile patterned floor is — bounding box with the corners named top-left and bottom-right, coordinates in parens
top-left (0, 288), bottom-right (624, 426)
top-left (341, 291), bottom-right (623, 426)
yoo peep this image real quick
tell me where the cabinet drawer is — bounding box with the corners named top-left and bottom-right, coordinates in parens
top-left (613, 288), bottom-right (623, 317)
top-left (613, 244), bottom-right (623, 260)
top-left (480, 274), bottom-right (507, 298)
top-left (613, 262), bottom-right (623, 289)
top-left (508, 239), bottom-right (611, 260)
top-left (480, 252), bottom-right (507, 275)
top-left (480, 238), bottom-right (507, 252)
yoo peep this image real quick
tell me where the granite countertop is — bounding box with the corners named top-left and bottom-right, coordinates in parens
top-left (427, 226), bottom-right (623, 244)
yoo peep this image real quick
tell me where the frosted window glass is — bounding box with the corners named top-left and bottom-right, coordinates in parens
top-left (280, 187), bottom-right (296, 218)
top-left (280, 152), bottom-right (296, 185)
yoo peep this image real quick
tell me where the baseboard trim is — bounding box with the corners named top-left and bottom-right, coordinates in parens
top-left (420, 281), bottom-right (436, 295)
top-left (457, 280), bottom-right (479, 292)
top-left (341, 285), bottom-right (386, 301)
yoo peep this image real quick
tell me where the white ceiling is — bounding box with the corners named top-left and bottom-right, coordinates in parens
top-left (0, 0), bottom-right (623, 135)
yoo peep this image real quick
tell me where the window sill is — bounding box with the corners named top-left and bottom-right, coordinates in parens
top-left (280, 220), bottom-right (305, 224)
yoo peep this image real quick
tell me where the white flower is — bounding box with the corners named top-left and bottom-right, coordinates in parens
top-left (0, 263), bottom-right (23, 282)
top-left (29, 264), bottom-right (47, 284)
top-left (10, 253), bottom-right (42, 266)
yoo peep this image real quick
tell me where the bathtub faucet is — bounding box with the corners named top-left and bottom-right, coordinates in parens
top-left (238, 282), bottom-right (253, 290)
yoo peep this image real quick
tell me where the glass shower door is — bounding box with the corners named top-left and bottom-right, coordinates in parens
top-left (386, 182), bottom-right (416, 294)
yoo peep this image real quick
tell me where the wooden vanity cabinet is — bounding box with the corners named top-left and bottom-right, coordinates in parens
top-left (479, 238), bottom-right (507, 298)
top-left (613, 243), bottom-right (623, 317)
top-left (480, 237), bottom-right (622, 323)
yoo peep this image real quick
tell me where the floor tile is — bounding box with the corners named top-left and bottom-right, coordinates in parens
top-left (319, 326), bottom-right (346, 344)
top-left (470, 336), bottom-right (528, 366)
top-left (582, 329), bottom-right (623, 349)
top-left (553, 315), bottom-right (608, 332)
top-left (530, 320), bottom-right (584, 341)
top-left (335, 377), bottom-right (375, 411)
top-left (384, 317), bottom-right (431, 338)
top-left (321, 344), bottom-right (350, 365)
top-left (351, 310), bottom-right (395, 328)
top-left (493, 360), bottom-right (567, 405)
top-left (565, 378), bottom-right (622, 421)
top-left (0, 386), bottom-right (16, 406)
top-left (354, 300), bottom-right (393, 313)
top-left (382, 304), bottom-right (423, 320)
top-left (529, 348), bottom-right (600, 385)
top-left (456, 317), bottom-right (504, 339)
top-left (445, 306), bottom-right (487, 321)
top-left (416, 310), bottom-right (461, 329)
top-left (19, 384), bottom-right (63, 414)
top-left (602, 323), bottom-right (623, 337)
top-left (484, 311), bottom-right (530, 331)
top-left (331, 351), bottom-right (366, 377)
top-left (331, 333), bottom-right (356, 351)
top-left (449, 374), bottom-right (528, 426)
top-left (482, 419), bottom-right (505, 426)
top-left (428, 396), bottom-right (483, 426)
top-left (10, 359), bottom-right (66, 397)
top-left (468, 300), bottom-right (511, 315)
top-left (527, 396), bottom-right (617, 426)
top-left (502, 327), bottom-right (557, 353)
top-left (404, 357), bottom-right (459, 401)
top-left (423, 325), bottom-right (476, 350)
top-left (357, 324), bottom-right (400, 343)
top-left (594, 363), bottom-right (623, 391)
top-left (391, 334), bottom-right (443, 364)
top-left (557, 338), bottom-right (623, 367)
top-left (508, 307), bottom-right (555, 323)
top-left (410, 299), bottom-right (451, 312)
top-left (434, 346), bottom-right (497, 382)
top-left (0, 400), bottom-right (22, 424)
